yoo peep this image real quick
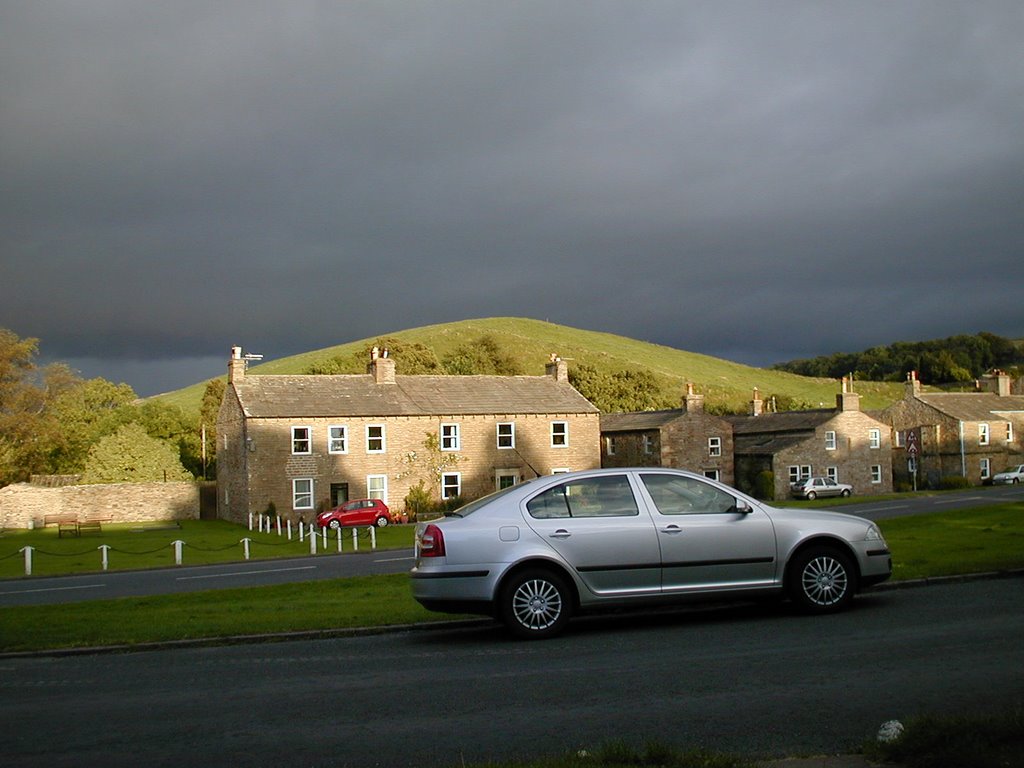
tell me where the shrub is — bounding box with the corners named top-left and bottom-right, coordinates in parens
top-left (939, 475), bottom-right (972, 491)
top-left (754, 471), bottom-right (776, 501)
top-left (403, 481), bottom-right (434, 522)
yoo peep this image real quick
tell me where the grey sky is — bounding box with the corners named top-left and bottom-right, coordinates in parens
top-left (2, 1), bottom-right (1022, 396)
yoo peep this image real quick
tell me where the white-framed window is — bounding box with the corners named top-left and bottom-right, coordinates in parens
top-left (366, 474), bottom-right (387, 502)
top-left (366, 425), bottom-right (386, 453)
top-left (980, 458), bottom-right (991, 480)
top-left (496, 470), bottom-right (519, 490)
top-left (642, 434), bottom-right (655, 455)
top-left (708, 437), bottom-right (722, 457)
top-left (292, 426), bottom-right (311, 455)
top-left (328, 425), bottom-right (348, 454)
top-left (1007, 423), bottom-right (1015, 444)
top-left (292, 478), bottom-right (314, 510)
top-left (551, 467), bottom-right (571, 474)
top-left (979, 423), bottom-right (990, 446)
top-left (825, 431), bottom-right (837, 451)
top-left (869, 429), bottom-right (881, 449)
top-left (497, 422), bottom-right (515, 449)
top-left (605, 436), bottom-right (616, 456)
top-left (551, 421), bottom-right (568, 448)
top-left (789, 465), bottom-right (811, 483)
top-left (704, 469), bottom-right (720, 481)
top-left (894, 431), bottom-right (904, 448)
top-left (440, 423), bottom-right (460, 451)
top-left (826, 466), bottom-right (838, 482)
top-left (441, 472), bottom-right (461, 499)
top-left (871, 465), bottom-right (882, 484)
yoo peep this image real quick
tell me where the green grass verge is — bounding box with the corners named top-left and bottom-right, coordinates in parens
top-left (1, 503), bottom-right (1021, 654)
top-left (0, 519), bottom-right (415, 578)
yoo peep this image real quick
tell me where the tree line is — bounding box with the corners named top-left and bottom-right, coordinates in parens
top-left (771, 332), bottom-right (1022, 384)
top-left (0, 328), bottom-right (223, 488)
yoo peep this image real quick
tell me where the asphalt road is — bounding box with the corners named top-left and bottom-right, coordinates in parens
top-left (1, 484), bottom-right (1020, 607)
top-left (1, 577), bottom-right (1022, 767)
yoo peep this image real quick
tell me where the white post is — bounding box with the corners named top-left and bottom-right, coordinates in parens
top-left (370, 525), bottom-right (377, 549)
top-left (20, 546), bottom-right (33, 576)
top-left (248, 512), bottom-right (254, 531)
top-left (99, 544), bottom-right (110, 571)
top-left (352, 527), bottom-right (359, 551)
top-left (287, 519), bottom-right (292, 540)
top-left (337, 527), bottom-right (343, 552)
top-left (322, 526), bottom-right (327, 548)
top-left (276, 516), bottom-right (282, 536)
top-left (172, 540), bottom-right (185, 565)
top-left (241, 538), bottom-right (251, 560)
top-left (309, 529), bottom-right (317, 555)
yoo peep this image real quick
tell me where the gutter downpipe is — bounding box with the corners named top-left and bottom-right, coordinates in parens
top-left (959, 420), bottom-right (967, 478)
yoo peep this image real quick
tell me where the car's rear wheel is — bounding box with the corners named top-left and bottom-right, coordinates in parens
top-left (806, 491), bottom-right (817, 500)
top-left (328, 519), bottom-right (341, 531)
top-left (788, 546), bottom-right (856, 613)
top-left (500, 569), bottom-right (572, 640)
top-left (375, 516), bottom-right (389, 528)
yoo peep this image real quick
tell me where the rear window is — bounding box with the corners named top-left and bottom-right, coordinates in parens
top-left (527, 475), bottom-right (638, 519)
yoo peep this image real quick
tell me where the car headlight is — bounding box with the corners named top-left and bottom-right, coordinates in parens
top-left (865, 524), bottom-right (883, 541)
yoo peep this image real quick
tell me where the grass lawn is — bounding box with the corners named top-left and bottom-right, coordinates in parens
top-left (1, 503), bottom-right (1021, 654)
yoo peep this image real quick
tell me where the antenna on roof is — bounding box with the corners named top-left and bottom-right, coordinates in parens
top-left (243, 354), bottom-right (263, 361)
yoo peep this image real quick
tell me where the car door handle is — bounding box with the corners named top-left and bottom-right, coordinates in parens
top-left (660, 525), bottom-right (683, 534)
top-left (549, 529), bottom-right (571, 539)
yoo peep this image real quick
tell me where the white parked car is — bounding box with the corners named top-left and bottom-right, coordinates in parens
top-left (411, 468), bottom-right (891, 639)
top-left (791, 477), bottom-right (853, 500)
top-left (992, 464), bottom-right (1024, 485)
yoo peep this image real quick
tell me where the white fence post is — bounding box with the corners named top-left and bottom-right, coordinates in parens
top-left (248, 512), bottom-right (254, 531)
top-left (370, 525), bottom-right (377, 549)
top-left (172, 540), bottom-right (185, 565)
top-left (299, 521), bottom-right (305, 542)
top-left (20, 546), bottom-right (33, 576)
top-left (322, 526), bottom-right (327, 548)
top-left (276, 516), bottom-right (282, 536)
top-left (241, 538), bottom-right (251, 560)
top-left (287, 519), bottom-right (292, 540)
top-left (352, 527), bottom-right (359, 551)
top-left (309, 529), bottom-right (317, 555)
top-left (337, 527), bottom-right (343, 552)
top-left (99, 544), bottom-right (110, 571)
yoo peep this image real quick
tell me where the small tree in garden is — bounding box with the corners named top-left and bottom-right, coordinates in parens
top-left (397, 432), bottom-right (464, 517)
top-left (81, 423), bottom-right (193, 484)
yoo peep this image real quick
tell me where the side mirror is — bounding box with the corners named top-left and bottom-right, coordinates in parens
top-left (735, 500), bottom-right (754, 515)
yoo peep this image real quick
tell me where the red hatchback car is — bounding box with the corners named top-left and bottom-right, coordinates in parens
top-left (316, 499), bottom-right (393, 529)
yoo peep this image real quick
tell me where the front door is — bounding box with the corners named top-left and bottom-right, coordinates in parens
top-left (636, 472), bottom-right (777, 593)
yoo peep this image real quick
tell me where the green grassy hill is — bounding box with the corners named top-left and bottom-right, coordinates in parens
top-left (155, 317), bottom-right (905, 415)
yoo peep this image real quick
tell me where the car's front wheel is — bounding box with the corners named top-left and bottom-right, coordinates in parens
top-left (788, 546), bottom-right (856, 613)
top-left (328, 519), bottom-right (341, 531)
top-left (806, 491), bottom-right (817, 500)
top-left (375, 516), bottom-right (389, 528)
top-left (840, 488), bottom-right (852, 497)
top-left (499, 569), bottom-right (572, 640)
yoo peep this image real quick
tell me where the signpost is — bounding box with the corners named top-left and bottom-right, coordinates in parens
top-left (906, 429), bottom-right (919, 491)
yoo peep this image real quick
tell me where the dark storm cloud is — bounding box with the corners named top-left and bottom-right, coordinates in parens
top-left (2, 1), bottom-right (1022, 394)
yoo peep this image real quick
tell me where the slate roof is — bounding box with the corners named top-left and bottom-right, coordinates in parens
top-left (914, 392), bottom-right (1024, 421)
top-left (232, 374), bottom-right (599, 419)
top-left (723, 409), bottom-right (837, 456)
top-left (600, 409), bottom-right (682, 432)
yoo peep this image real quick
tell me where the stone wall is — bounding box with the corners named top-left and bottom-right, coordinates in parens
top-left (0, 481), bottom-right (201, 530)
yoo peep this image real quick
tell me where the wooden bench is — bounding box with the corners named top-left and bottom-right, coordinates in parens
top-left (77, 515), bottom-right (114, 535)
top-left (43, 513), bottom-right (81, 538)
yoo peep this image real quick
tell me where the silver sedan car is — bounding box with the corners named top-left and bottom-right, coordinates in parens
top-left (411, 468), bottom-right (892, 639)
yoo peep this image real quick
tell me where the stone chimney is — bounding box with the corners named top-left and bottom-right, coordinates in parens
top-left (228, 345), bottom-right (246, 384)
top-left (750, 387), bottom-right (763, 417)
top-left (545, 354), bottom-right (568, 383)
top-left (682, 382), bottom-right (705, 414)
top-left (367, 346), bottom-right (396, 384)
top-left (980, 370), bottom-right (1012, 397)
top-left (836, 376), bottom-right (861, 412)
top-left (905, 370), bottom-right (922, 398)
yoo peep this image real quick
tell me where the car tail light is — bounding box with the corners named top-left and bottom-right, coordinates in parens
top-left (418, 524), bottom-right (446, 558)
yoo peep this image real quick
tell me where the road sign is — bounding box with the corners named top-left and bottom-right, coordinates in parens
top-left (906, 429), bottom-right (919, 457)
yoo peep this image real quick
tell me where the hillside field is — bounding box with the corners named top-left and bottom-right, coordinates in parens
top-left (155, 317), bottom-right (905, 416)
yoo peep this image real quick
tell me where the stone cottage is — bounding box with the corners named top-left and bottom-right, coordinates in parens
top-left (600, 384), bottom-right (735, 484)
top-left (726, 380), bottom-right (894, 500)
top-left (880, 370), bottom-right (1024, 488)
top-left (216, 348), bottom-right (600, 523)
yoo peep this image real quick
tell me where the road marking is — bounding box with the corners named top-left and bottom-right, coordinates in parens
top-left (855, 504), bottom-right (909, 513)
top-left (375, 555), bottom-right (415, 563)
top-left (0, 583), bottom-right (105, 596)
top-left (176, 565), bottom-right (317, 581)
